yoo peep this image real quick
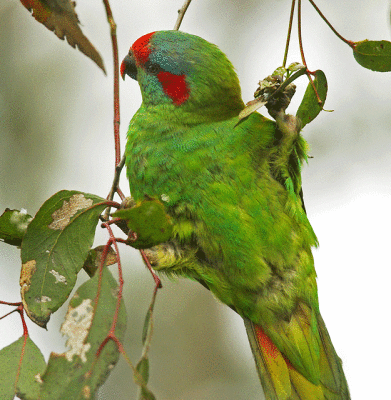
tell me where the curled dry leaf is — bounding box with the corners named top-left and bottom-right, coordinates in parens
top-left (20, 0), bottom-right (106, 73)
top-left (239, 97), bottom-right (268, 120)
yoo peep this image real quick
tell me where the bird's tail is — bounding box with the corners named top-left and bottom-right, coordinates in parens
top-left (244, 315), bottom-right (350, 400)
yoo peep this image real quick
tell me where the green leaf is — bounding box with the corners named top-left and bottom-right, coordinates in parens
top-left (39, 268), bottom-right (127, 400)
top-left (141, 309), bottom-right (152, 346)
top-left (113, 199), bottom-right (173, 249)
top-left (139, 386), bottom-right (156, 400)
top-left (0, 209), bottom-right (33, 246)
top-left (135, 357), bottom-right (156, 400)
top-left (136, 357), bottom-right (150, 384)
top-left (0, 336), bottom-right (46, 400)
top-left (296, 70), bottom-right (327, 129)
top-left (353, 40), bottom-right (391, 72)
top-left (20, 190), bottom-right (106, 327)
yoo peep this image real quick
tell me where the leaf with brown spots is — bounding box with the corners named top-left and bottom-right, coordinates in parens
top-left (353, 40), bottom-right (391, 72)
top-left (39, 268), bottom-right (126, 399)
top-left (20, 0), bottom-right (106, 73)
top-left (20, 190), bottom-right (106, 327)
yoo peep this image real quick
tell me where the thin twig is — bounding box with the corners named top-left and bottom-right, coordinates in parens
top-left (104, 154), bottom-right (126, 220)
top-left (297, 0), bottom-right (307, 68)
top-left (105, 224), bottom-right (124, 333)
top-left (283, 0), bottom-right (296, 68)
top-left (140, 250), bottom-right (162, 288)
top-left (14, 304), bottom-right (28, 394)
top-left (107, 153), bottom-right (126, 202)
top-left (102, 0), bottom-right (125, 219)
top-left (140, 282), bottom-right (160, 358)
top-left (102, 0), bottom-right (121, 166)
top-left (307, 0), bottom-right (354, 47)
top-left (0, 302), bottom-right (29, 392)
top-left (173, 0), bottom-right (193, 30)
top-left (0, 300), bottom-right (22, 306)
top-left (298, 0), bottom-right (322, 105)
top-left (0, 309), bottom-right (18, 320)
top-left (87, 223), bottom-right (127, 376)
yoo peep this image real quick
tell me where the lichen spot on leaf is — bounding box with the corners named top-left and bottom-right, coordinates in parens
top-left (37, 295), bottom-right (52, 303)
top-left (48, 194), bottom-right (93, 230)
top-left (61, 298), bottom-right (93, 363)
top-left (49, 269), bottom-right (67, 284)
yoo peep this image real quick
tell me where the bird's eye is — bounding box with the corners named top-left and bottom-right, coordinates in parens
top-left (144, 61), bottom-right (163, 74)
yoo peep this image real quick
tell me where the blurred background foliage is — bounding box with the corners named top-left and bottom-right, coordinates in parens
top-left (0, 0), bottom-right (390, 399)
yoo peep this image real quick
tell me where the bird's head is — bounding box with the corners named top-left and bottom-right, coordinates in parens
top-left (121, 30), bottom-right (244, 119)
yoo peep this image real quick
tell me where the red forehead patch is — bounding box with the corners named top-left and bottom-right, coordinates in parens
top-left (157, 71), bottom-right (190, 105)
top-left (132, 32), bottom-right (155, 64)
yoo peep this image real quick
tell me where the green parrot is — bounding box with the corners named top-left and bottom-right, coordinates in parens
top-left (121, 30), bottom-right (350, 399)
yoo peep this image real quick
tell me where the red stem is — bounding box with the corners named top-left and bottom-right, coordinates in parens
top-left (102, 0), bottom-right (121, 166)
top-left (307, 0), bottom-right (354, 48)
top-left (0, 300), bottom-right (22, 306)
top-left (104, 223), bottom-right (124, 333)
top-left (14, 304), bottom-right (28, 393)
top-left (87, 222), bottom-right (125, 375)
top-left (0, 302), bottom-right (28, 336)
top-left (140, 250), bottom-right (162, 288)
top-left (297, 0), bottom-right (322, 105)
top-left (283, 0), bottom-right (296, 68)
top-left (297, 0), bottom-right (307, 68)
top-left (0, 309), bottom-right (18, 320)
top-left (97, 200), bottom-right (121, 209)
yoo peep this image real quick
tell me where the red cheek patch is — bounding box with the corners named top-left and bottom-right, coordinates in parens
top-left (132, 32), bottom-right (155, 64)
top-left (157, 71), bottom-right (190, 105)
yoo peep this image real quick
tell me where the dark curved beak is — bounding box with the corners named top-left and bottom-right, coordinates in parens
top-left (120, 51), bottom-right (138, 81)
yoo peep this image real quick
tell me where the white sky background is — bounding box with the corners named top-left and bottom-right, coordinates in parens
top-left (0, 0), bottom-right (391, 399)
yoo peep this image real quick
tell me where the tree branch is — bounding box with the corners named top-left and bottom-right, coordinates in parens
top-left (102, 0), bottom-right (121, 166)
top-left (173, 0), bottom-right (193, 30)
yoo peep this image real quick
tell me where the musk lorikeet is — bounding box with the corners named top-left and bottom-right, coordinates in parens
top-left (121, 30), bottom-right (350, 399)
